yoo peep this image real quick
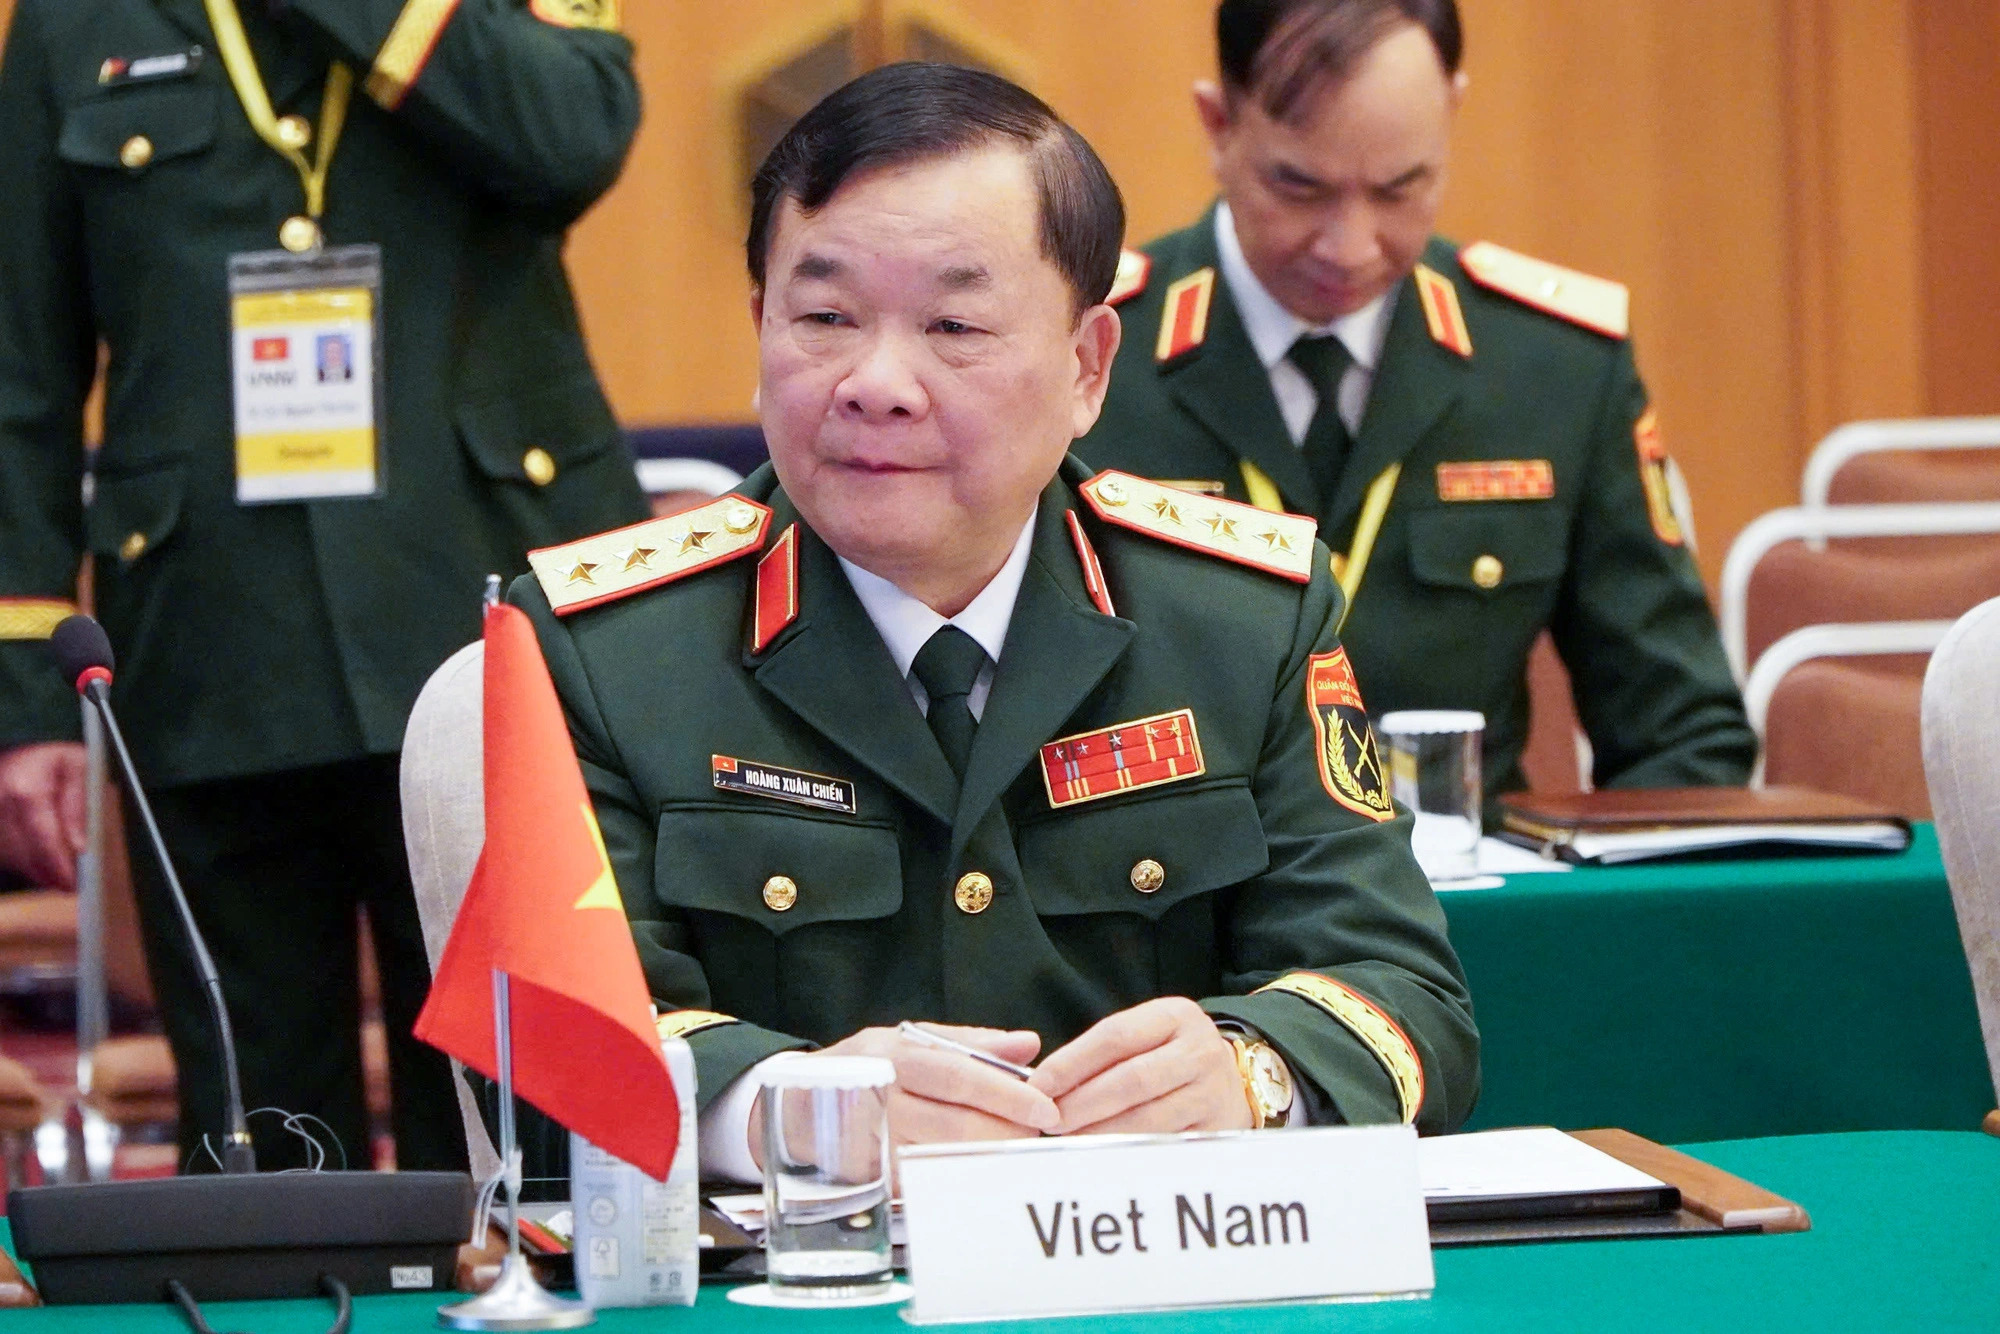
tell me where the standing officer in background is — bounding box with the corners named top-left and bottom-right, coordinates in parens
top-left (1080, 0), bottom-right (1754, 810)
top-left (0, 0), bottom-right (649, 1170)
top-left (513, 63), bottom-right (1477, 1176)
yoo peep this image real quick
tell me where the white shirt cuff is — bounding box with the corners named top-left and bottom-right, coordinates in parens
top-left (698, 1056), bottom-right (788, 1184)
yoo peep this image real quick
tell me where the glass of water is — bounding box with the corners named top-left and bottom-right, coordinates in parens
top-left (759, 1054), bottom-right (896, 1298)
top-left (1379, 710), bottom-right (1485, 883)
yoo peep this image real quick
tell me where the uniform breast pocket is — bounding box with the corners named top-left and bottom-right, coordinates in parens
top-left (653, 804), bottom-right (902, 1037)
top-left (58, 83), bottom-right (219, 175)
top-left (1407, 507), bottom-right (1568, 599)
top-left (1016, 779), bottom-right (1268, 1000)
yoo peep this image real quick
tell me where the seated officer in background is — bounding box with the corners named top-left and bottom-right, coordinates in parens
top-left (1079, 0), bottom-right (1755, 809)
top-left (514, 63), bottom-right (1477, 1174)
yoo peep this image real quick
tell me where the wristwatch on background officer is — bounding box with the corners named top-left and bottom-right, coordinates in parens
top-left (1217, 1023), bottom-right (1295, 1128)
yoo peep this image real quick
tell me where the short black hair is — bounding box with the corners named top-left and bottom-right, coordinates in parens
top-left (1217, 0), bottom-right (1463, 122)
top-left (746, 62), bottom-right (1125, 317)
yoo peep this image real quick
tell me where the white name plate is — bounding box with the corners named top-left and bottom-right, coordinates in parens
top-left (898, 1124), bottom-right (1432, 1324)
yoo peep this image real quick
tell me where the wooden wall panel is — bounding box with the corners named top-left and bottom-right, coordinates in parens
top-left (1913, 0), bottom-right (2000, 417)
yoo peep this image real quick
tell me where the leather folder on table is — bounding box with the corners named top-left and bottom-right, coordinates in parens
top-left (1428, 1128), bottom-right (1811, 1247)
top-left (1497, 786), bottom-right (1912, 866)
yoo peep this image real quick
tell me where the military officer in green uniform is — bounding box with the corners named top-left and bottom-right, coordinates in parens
top-left (515, 63), bottom-right (1477, 1175)
top-left (1079, 0), bottom-right (1755, 810)
top-left (0, 0), bottom-right (648, 1169)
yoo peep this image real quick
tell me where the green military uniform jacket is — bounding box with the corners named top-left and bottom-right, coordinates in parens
top-left (515, 459), bottom-right (1480, 1135)
top-left (0, 0), bottom-right (648, 785)
top-left (1079, 211), bottom-right (1754, 807)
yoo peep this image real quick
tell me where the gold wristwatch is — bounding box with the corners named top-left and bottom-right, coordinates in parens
top-left (1225, 1033), bottom-right (1295, 1129)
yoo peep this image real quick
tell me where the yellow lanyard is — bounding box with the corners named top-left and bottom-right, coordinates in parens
top-left (202, 0), bottom-right (353, 228)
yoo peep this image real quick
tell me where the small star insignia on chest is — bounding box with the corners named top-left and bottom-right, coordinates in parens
top-left (1148, 496), bottom-right (1184, 524)
top-left (1201, 513), bottom-right (1240, 540)
top-left (567, 561), bottom-right (600, 585)
top-left (620, 546), bottom-right (657, 572)
top-left (678, 529), bottom-right (715, 555)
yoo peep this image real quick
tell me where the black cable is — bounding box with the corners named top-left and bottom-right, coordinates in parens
top-left (164, 1274), bottom-right (351, 1334)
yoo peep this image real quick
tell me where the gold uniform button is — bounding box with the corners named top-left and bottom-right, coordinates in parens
top-left (1096, 477), bottom-right (1128, 507)
top-left (119, 532), bottom-right (148, 562)
top-left (1471, 554), bottom-right (1504, 589)
top-left (761, 876), bottom-right (797, 912)
top-left (1130, 859), bottom-right (1166, 894)
top-left (274, 115), bottom-right (312, 150)
top-left (119, 135), bottom-right (154, 170)
top-left (278, 215), bottom-right (321, 253)
top-left (953, 872), bottom-right (994, 915)
top-left (523, 447), bottom-right (558, 486)
top-left (722, 502), bottom-right (759, 534)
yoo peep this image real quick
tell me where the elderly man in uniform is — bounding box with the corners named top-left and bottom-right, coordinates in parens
top-left (515, 62), bottom-right (1477, 1173)
top-left (0, 0), bottom-right (648, 1170)
top-left (1079, 0), bottom-right (1755, 812)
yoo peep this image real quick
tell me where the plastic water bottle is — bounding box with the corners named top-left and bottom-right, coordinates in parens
top-left (569, 1036), bottom-right (700, 1308)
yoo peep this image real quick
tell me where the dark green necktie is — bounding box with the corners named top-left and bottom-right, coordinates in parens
top-left (1288, 333), bottom-right (1355, 512)
top-left (911, 625), bottom-right (987, 779)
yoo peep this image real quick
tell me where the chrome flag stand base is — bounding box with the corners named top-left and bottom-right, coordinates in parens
top-left (438, 1254), bottom-right (593, 1331)
top-left (437, 969), bottom-right (594, 1330)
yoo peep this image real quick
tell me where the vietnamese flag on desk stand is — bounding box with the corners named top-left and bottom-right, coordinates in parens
top-left (415, 602), bottom-right (678, 1179)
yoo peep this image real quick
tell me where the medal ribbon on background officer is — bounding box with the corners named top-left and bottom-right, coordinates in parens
top-left (202, 0), bottom-right (354, 252)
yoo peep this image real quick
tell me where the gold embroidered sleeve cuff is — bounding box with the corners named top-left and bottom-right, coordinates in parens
top-left (364, 0), bottom-right (462, 109)
top-left (1254, 972), bottom-right (1424, 1124)
top-left (655, 1008), bottom-right (740, 1041)
top-left (0, 599), bottom-right (79, 641)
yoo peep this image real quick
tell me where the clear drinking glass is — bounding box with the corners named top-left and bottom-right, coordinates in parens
top-left (759, 1054), bottom-right (896, 1298)
top-left (1379, 710), bottom-right (1485, 882)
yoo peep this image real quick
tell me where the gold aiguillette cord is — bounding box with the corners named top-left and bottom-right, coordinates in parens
top-left (202, 0), bottom-right (354, 236)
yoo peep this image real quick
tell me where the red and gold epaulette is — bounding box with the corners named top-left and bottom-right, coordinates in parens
top-left (1079, 471), bottom-right (1316, 583)
top-left (527, 495), bottom-right (773, 617)
top-left (1458, 241), bottom-right (1630, 339)
top-left (1105, 248), bottom-right (1152, 307)
top-left (1154, 267), bottom-right (1216, 362)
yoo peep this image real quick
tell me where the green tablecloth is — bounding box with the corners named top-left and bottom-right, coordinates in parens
top-left (4, 1131), bottom-right (1996, 1331)
top-left (1447, 825), bottom-right (1993, 1142)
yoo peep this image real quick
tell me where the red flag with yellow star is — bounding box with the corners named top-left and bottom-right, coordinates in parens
top-left (415, 602), bottom-right (678, 1178)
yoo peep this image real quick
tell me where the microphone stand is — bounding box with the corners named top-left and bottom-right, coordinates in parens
top-left (80, 676), bottom-right (255, 1174)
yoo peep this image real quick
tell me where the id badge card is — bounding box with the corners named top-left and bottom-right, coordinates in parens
top-left (226, 245), bottom-right (385, 503)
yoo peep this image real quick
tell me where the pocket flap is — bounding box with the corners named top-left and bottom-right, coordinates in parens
top-left (654, 804), bottom-right (902, 936)
top-left (59, 85), bottom-right (218, 169)
top-left (456, 381), bottom-right (621, 485)
top-left (1407, 507), bottom-right (1566, 591)
top-left (1017, 779), bottom-right (1267, 920)
top-left (86, 462), bottom-right (186, 564)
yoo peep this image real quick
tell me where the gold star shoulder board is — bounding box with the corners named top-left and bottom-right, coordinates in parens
top-left (529, 0), bottom-right (620, 30)
top-left (1458, 241), bottom-right (1629, 340)
top-left (1105, 248), bottom-right (1151, 307)
top-left (1080, 471), bottom-right (1317, 583)
top-left (528, 495), bottom-right (772, 617)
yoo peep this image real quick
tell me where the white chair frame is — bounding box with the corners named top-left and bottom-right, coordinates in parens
top-left (634, 457), bottom-right (744, 499)
top-left (1741, 620), bottom-right (1955, 788)
top-left (1800, 416), bottom-right (2000, 511)
top-left (1717, 502), bottom-right (2000, 683)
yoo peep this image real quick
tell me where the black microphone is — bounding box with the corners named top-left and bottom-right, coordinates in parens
top-left (9, 616), bottom-right (474, 1311)
top-left (51, 615), bottom-right (256, 1175)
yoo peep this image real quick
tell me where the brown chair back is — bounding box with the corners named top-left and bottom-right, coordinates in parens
top-left (1761, 655), bottom-right (1930, 818)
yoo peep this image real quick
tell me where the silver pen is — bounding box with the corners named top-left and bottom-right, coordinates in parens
top-left (896, 1021), bottom-right (1035, 1080)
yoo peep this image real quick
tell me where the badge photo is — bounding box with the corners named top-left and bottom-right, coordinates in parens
top-left (1306, 650), bottom-right (1394, 822)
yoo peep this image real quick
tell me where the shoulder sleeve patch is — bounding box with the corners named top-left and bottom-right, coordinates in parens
top-left (1154, 267), bottom-right (1216, 362)
top-left (1105, 248), bottom-right (1152, 307)
top-left (1459, 241), bottom-right (1629, 339)
top-left (1080, 471), bottom-right (1316, 583)
top-left (528, 494), bottom-right (771, 616)
top-left (529, 0), bottom-right (620, 30)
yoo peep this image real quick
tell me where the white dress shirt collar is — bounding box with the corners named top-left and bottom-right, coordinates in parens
top-left (836, 507), bottom-right (1037, 715)
top-left (1214, 202), bottom-right (1395, 375)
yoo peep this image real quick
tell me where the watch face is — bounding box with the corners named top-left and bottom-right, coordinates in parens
top-left (1250, 1045), bottom-right (1294, 1113)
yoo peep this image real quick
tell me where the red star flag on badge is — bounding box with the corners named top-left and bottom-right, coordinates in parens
top-left (415, 603), bottom-right (678, 1178)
